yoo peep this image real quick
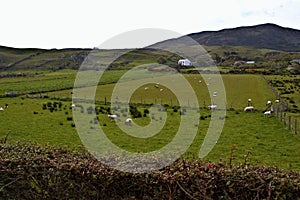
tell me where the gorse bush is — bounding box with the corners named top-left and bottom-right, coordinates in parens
top-left (1, 143), bottom-right (300, 199)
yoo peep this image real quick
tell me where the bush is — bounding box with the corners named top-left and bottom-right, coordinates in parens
top-left (0, 143), bottom-right (299, 199)
top-left (130, 105), bottom-right (142, 118)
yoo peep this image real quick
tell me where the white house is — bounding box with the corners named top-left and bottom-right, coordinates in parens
top-left (178, 59), bottom-right (192, 67)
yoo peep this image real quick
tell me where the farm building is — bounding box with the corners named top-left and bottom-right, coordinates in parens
top-left (178, 58), bottom-right (192, 67)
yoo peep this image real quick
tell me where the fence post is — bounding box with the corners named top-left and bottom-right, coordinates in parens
top-left (283, 113), bottom-right (286, 126)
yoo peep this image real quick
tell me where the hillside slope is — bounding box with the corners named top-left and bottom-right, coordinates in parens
top-left (189, 23), bottom-right (300, 52)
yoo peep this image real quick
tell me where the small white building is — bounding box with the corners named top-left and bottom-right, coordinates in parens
top-left (178, 59), bottom-right (192, 67)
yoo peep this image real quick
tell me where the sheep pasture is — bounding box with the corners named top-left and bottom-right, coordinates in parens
top-left (0, 70), bottom-right (300, 171)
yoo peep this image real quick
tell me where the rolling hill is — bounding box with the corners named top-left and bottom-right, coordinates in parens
top-left (0, 23), bottom-right (299, 72)
top-left (153, 23), bottom-right (300, 52)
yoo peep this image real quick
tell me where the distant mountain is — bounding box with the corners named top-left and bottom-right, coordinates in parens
top-left (153, 23), bottom-right (300, 52)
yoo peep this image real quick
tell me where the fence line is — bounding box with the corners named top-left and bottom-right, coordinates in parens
top-left (262, 75), bottom-right (299, 135)
top-left (275, 109), bottom-right (299, 135)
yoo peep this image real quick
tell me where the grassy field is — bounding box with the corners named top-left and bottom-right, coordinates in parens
top-left (41, 71), bottom-right (276, 110)
top-left (0, 97), bottom-right (299, 171)
top-left (0, 70), bottom-right (300, 171)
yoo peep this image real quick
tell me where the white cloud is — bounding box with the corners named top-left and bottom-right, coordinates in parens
top-left (0, 0), bottom-right (299, 48)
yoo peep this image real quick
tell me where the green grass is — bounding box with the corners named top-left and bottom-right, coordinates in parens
top-left (49, 72), bottom-right (276, 110)
top-left (0, 97), bottom-right (299, 171)
top-left (0, 98), bottom-right (82, 149)
top-left (0, 70), bottom-right (300, 171)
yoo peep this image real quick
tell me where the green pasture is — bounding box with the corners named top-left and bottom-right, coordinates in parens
top-left (50, 72), bottom-right (276, 110)
top-left (265, 75), bottom-right (300, 110)
top-left (0, 97), bottom-right (299, 171)
top-left (0, 70), bottom-right (300, 171)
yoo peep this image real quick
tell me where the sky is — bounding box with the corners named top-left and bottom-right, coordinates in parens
top-left (1, 0), bottom-right (299, 49)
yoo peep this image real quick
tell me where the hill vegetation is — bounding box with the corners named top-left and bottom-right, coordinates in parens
top-left (188, 23), bottom-right (300, 52)
top-left (0, 23), bottom-right (299, 74)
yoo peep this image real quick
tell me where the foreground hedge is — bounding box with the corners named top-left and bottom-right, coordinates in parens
top-left (0, 143), bottom-right (299, 199)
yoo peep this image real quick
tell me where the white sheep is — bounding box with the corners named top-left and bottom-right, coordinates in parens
top-left (125, 118), bottom-right (132, 125)
top-left (208, 104), bottom-right (217, 110)
top-left (108, 114), bottom-right (118, 121)
top-left (0, 107), bottom-right (3, 111)
top-left (266, 100), bottom-right (272, 106)
top-left (244, 106), bottom-right (254, 112)
top-left (275, 99), bottom-right (280, 103)
top-left (264, 110), bottom-right (271, 117)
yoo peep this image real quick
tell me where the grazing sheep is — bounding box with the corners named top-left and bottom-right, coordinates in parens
top-left (125, 118), bottom-right (132, 125)
top-left (247, 99), bottom-right (252, 106)
top-left (71, 103), bottom-right (76, 109)
top-left (244, 106), bottom-right (254, 112)
top-left (266, 100), bottom-right (272, 106)
top-left (160, 89), bottom-right (163, 92)
top-left (275, 99), bottom-right (280, 103)
top-left (0, 107), bottom-right (3, 111)
top-left (264, 110), bottom-right (271, 117)
top-left (208, 104), bottom-right (217, 110)
top-left (144, 87), bottom-right (149, 90)
top-left (108, 114), bottom-right (118, 121)
top-left (213, 92), bottom-right (217, 97)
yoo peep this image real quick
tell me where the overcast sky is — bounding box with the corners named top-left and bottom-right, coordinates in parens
top-left (1, 0), bottom-right (299, 49)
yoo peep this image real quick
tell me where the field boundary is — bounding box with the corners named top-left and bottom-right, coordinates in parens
top-left (262, 75), bottom-right (299, 135)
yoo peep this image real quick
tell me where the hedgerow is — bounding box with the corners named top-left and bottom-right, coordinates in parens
top-left (0, 143), bottom-right (299, 199)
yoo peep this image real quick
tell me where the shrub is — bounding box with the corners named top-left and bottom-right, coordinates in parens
top-left (0, 143), bottom-right (300, 199)
top-left (47, 102), bottom-right (52, 107)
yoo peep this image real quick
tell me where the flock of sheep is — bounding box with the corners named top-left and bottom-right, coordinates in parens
top-left (108, 114), bottom-right (132, 125)
top-left (207, 97), bottom-right (280, 117)
top-left (242, 99), bottom-right (280, 117)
